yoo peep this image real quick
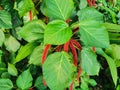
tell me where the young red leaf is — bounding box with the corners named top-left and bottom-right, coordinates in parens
top-left (41, 44), bottom-right (51, 64)
top-left (70, 41), bottom-right (78, 66)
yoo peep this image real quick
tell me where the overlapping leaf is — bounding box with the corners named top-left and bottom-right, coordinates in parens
top-left (43, 52), bottom-right (75, 90)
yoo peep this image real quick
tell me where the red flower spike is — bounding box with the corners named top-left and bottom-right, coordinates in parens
top-left (92, 47), bottom-right (96, 52)
top-left (77, 68), bottom-right (82, 83)
top-left (87, 0), bottom-right (93, 7)
top-left (92, 0), bottom-right (96, 6)
top-left (71, 39), bottom-right (82, 50)
top-left (42, 44), bottom-right (51, 65)
top-left (64, 41), bottom-right (70, 52)
top-left (29, 10), bottom-right (32, 21)
top-left (56, 45), bottom-right (63, 52)
top-left (70, 41), bottom-right (78, 66)
top-left (70, 81), bottom-right (74, 90)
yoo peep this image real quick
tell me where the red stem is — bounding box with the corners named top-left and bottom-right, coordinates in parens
top-left (64, 41), bottom-right (70, 52)
top-left (87, 0), bottom-right (93, 6)
top-left (71, 39), bottom-right (82, 50)
top-left (43, 78), bottom-right (47, 86)
top-left (29, 10), bottom-right (32, 21)
top-left (77, 68), bottom-right (82, 83)
top-left (70, 41), bottom-right (78, 67)
top-left (56, 45), bottom-right (63, 52)
top-left (73, 27), bottom-right (79, 33)
top-left (69, 81), bottom-right (74, 90)
top-left (42, 44), bottom-right (51, 65)
top-left (92, 47), bottom-right (96, 52)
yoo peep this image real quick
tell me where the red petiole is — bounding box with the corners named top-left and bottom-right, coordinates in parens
top-left (29, 10), bottom-right (32, 21)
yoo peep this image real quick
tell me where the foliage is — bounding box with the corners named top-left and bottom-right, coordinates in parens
top-left (0, 0), bottom-right (120, 90)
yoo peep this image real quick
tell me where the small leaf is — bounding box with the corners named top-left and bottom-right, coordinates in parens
top-left (14, 42), bottom-right (38, 64)
top-left (0, 29), bottom-right (5, 47)
top-left (44, 20), bottom-right (72, 45)
top-left (0, 79), bottom-right (13, 90)
top-left (29, 44), bottom-right (44, 66)
top-left (81, 48), bottom-right (100, 75)
top-left (88, 79), bottom-right (97, 86)
top-left (8, 63), bottom-right (18, 76)
top-left (16, 0), bottom-right (34, 17)
top-left (18, 20), bottom-right (46, 42)
top-left (0, 10), bottom-right (12, 29)
top-left (34, 76), bottom-right (47, 90)
top-left (4, 35), bottom-right (20, 52)
top-left (41, 0), bottom-right (74, 20)
top-left (16, 69), bottom-right (33, 90)
top-left (43, 52), bottom-right (75, 90)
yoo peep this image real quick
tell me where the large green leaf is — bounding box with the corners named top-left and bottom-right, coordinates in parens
top-left (0, 79), bottom-right (13, 90)
top-left (0, 29), bottom-right (5, 47)
top-left (81, 48), bottom-right (100, 75)
top-left (16, 69), bottom-right (33, 90)
top-left (8, 63), bottom-right (18, 76)
top-left (77, 7), bottom-right (103, 22)
top-left (44, 20), bottom-right (72, 45)
top-left (4, 35), bottom-right (20, 52)
top-left (29, 44), bottom-right (44, 66)
top-left (18, 20), bottom-right (46, 42)
top-left (43, 52), bottom-right (75, 90)
top-left (41, 0), bottom-right (74, 20)
top-left (14, 42), bottom-right (38, 64)
top-left (79, 20), bottom-right (109, 48)
top-left (96, 48), bottom-right (118, 86)
top-left (0, 10), bottom-right (12, 29)
top-left (16, 0), bottom-right (34, 17)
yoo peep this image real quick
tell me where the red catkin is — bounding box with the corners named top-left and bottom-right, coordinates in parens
top-left (77, 68), bottom-right (82, 83)
top-left (70, 41), bottom-right (78, 66)
top-left (87, 0), bottom-right (93, 7)
top-left (64, 41), bottom-right (70, 52)
top-left (29, 10), bottom-right (32, 21)
top-left (69, 81), bottom-right (74, 90)
top-left (42, 44), bottom-right (51, 65)
top-left (56, 45), bottom-right (63, 52)
top-left (92, 0), bottom-right (96, 6)
top-left (71, 39), bottom-right (82, 50)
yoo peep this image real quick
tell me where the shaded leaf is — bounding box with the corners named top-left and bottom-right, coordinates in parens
top-left (81, 48), bottom-right (100, 75)
top-left (0, 29), bottom-right (5, 47)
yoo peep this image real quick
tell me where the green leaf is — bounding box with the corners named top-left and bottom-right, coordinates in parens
top-left (8, 63), bottom-right (18, 76)
top-left (29, 44), bottom-right (44, 66)
top-left (88, 79), bottom-right (97, 87)
top-left (4, 35), bottom-right (20, 52)
top-left (0, 29), bottom-right (5, 47)
top-left (16, 69), bottom-right (33, 90)
top-left (96, 48), bottom-right (118, 86)
top-left (0, 79), bottom-right (13, 90)
top-left (79, 0), bottom-right (87, 9)
top-left (81, 48), bottom-right (100, 75)
top-left (16, 0), bottom-right (34, 17)
top-left (14, 42), bottom-right (38, 64)
top-left (79, 20), bottom-right (109, 48)
top-left (77, 7), bottom-right (103, 22)
top-left (43, 52), bottom-right (75, 90)
top-left (44, 20), bottom-right (72, 45)
top-left (0, 10), bottom-right (12, 29)
top-left (18, 20), bottom-right (46, 42)
top-left (34, 76), bottom-right (47, 90)
top-left (41, 0), bottom-right (74, 20)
